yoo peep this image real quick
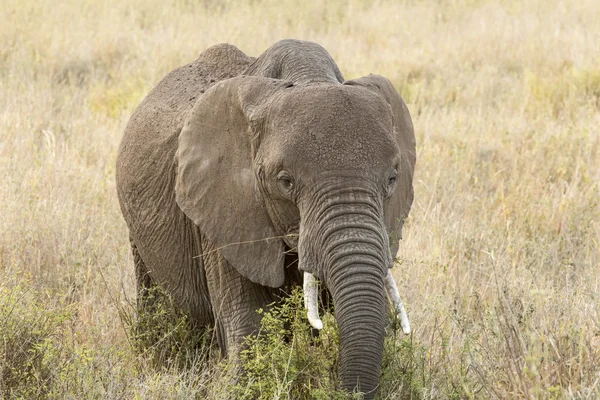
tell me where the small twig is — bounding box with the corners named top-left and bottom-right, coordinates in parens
top-left (192, 234), bottom-right (299, 259)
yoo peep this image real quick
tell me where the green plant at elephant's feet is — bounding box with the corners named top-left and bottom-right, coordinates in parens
top-left (234, 287), bottom-right (360, 399)
top-left (378, 326), bottom-right (429, 399)
top-left (0, 285), bottom-right (74, 399)
top-left (121, 285), bottom-right (215, 370)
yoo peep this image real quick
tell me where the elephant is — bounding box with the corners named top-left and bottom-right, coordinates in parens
top-left (116, 39), bottom-right (415, 398)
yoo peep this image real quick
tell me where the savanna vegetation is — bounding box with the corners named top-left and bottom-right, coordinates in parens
top-left (1, 0), bottom-right (599, 398)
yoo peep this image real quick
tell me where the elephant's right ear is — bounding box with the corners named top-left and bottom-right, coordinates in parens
top-left (175, 76), bottom-right (292, 288)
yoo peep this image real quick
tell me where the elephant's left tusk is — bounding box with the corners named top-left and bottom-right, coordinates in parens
top-left (384, 269), bottom-right (411, 334)
top-left (303, 272), bottom-right (323, 330)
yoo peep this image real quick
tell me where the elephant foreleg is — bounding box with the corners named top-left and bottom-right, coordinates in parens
top-left (203, 245), bottom-right (276, 358)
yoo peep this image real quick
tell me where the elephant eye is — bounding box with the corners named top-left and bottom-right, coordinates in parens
top-left (276, 171), bottom-right (295, 196)
top-left (386, 168), bottom-right (398, 198)
top-left (388, 168), bottom-right (398, 186)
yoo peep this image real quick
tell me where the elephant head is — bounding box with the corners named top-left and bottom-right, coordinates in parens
top-left (175, 66), bottom-right (415, 396)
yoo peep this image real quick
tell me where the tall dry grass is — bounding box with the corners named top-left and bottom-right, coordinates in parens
top-left (1, 0), bottom-right (599, 398)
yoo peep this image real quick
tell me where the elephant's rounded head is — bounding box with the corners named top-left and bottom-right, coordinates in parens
top-left (175, 74), bottom-right (415, 397)
top-left (255, 82), bottom-right (406, 272)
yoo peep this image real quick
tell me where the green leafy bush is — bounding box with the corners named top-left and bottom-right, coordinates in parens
top-left (0, 285), bottom-right (73, 398)
top-left (122, 285), bottom-right (215, 370)
top-left (233, 287), bottom-right (355, 399)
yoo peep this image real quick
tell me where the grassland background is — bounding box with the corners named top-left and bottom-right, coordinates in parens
top-left (1, 0), bottom-right (599, 398)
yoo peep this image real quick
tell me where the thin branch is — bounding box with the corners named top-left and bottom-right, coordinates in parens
top-left (192, 234), bottom-right (299, 258)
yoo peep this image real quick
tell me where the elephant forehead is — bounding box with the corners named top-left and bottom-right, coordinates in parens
top-left (267, 85), bottom-right (398, 169)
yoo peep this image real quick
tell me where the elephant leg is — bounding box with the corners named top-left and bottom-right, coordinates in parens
top-left (131, 237), bottom-right (156, 314)
top-left (203, 245), bottom-right (276, 358)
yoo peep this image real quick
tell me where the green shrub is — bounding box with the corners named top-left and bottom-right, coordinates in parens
top-left (231, 288), bottom-right (354, 399)
top-left (122, 285), bottom-right (215, 370)
top-left (0, 285), bottom-right (73, 399)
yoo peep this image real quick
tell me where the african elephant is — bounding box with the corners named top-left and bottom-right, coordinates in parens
top-left (116, 39), bottom-right (415, 398)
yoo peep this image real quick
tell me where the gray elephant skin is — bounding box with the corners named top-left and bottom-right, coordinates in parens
top-left (116, 39), bottom-right (416, 398)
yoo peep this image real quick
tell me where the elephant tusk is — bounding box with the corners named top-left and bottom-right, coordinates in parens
top-left (303, 272), bottom-right (323, 330)
top-left (384, 269), bottom-right (411, 334)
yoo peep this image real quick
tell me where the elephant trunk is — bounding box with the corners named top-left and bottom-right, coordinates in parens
top-left (302, 191), bottom-right (390, 398)
top-left (330, 262), bottom-right (386, 397)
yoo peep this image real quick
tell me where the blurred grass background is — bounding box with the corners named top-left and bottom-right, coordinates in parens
top-left (1, 0), bottom-right (599, 398)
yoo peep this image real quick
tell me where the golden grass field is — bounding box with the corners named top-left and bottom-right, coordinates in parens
top-left (1, 0), bottom-right (599, 398)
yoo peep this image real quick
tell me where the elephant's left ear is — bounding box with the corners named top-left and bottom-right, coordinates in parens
top-left (344, 74), bottom-right (416, 258)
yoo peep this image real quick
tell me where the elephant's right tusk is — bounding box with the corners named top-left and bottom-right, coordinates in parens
top-left (303, 272), bottom-right (323, 330)
top-left (384, 269), bottom-right (411, 334)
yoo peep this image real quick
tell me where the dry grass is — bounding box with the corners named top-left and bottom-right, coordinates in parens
top-left (1, 0), bottom-right (599, 398)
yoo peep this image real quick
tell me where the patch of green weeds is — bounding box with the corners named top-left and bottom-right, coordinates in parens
top-left (0, 285), bottom-right (73, 398)
top-left (231, 287), bottom-right (433, 399)
top-left (122, 285), bottom-right (215, 370)
top-left (233, 287), bottom-right (355, 399)
top-left (378, 329), bottom-right (429, 399)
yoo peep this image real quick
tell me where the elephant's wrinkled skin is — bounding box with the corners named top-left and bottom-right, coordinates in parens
top-left (116, 39), bottom-right (415, 398)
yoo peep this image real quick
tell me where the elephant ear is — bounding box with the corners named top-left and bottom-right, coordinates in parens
top-left (176, 76), bottom-right (292, 288)
top-left (344, 74), bottom-right (416, 258)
